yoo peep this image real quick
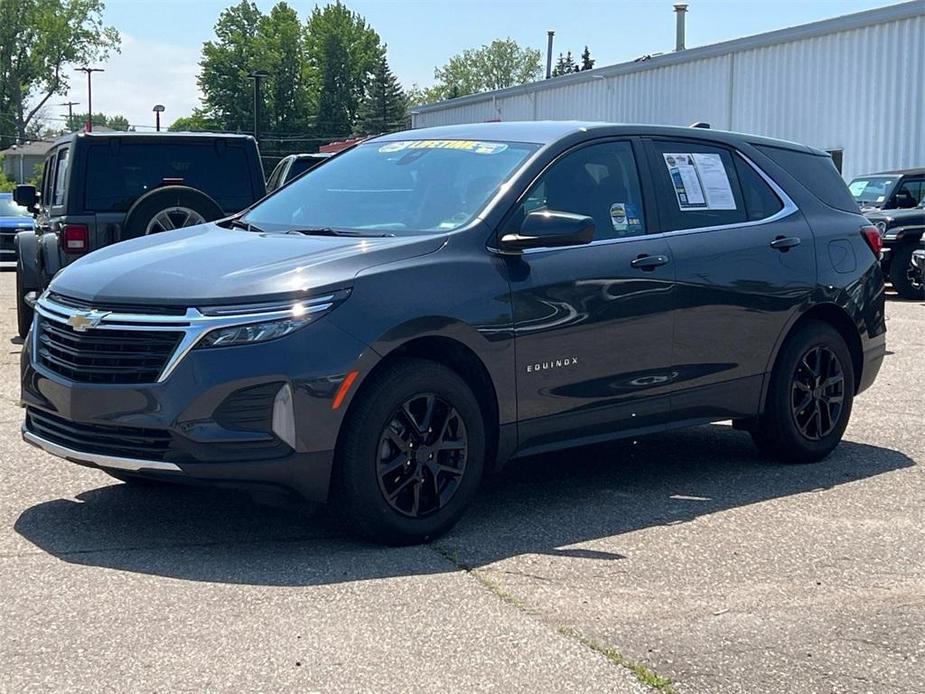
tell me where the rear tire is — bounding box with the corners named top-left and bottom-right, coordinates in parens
top-left (889, 242), bottom-right (925, 300)
top-left (15, 262), bottom-right (33, 339)
top-left (751, 320), bottom-right (854, 463)
top-left (334, 359), bottom-right (485, 545)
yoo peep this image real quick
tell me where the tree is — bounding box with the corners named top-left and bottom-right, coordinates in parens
top-left (168, 109), bottom-right (218, 132)
top-left (64, 112), bottom-right (129, 131)
top-left (552, 51), bottom-right (580, 77)
top-left (428, 38), bottom-right (542, 101)
top-left (580, 46), bottom-right (595, 71)
top-left (0, 0), bottom-right (120, 150)
top-left (305, 1), bottom-right (382, 139)
top-left (258, 2), bottom-right (311, 136)
top-left (198, 0), bottom-right (264, 133)
top-left (0, 159), bottom-right (16, 193)
top-left (356, 51), bottom-right (407, 135)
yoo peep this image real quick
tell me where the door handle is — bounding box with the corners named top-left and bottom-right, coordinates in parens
top-left (630, 254), bottom-right (669, 271)
top-left (770, 236), bottom-right (801, 252)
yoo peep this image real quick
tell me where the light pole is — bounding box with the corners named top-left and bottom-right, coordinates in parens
top-left (153, 104), bottom-right (165, 132)
top-left (248, 70), bottom-right (269, 143)
top-left (58, 101), bottom-right (80, 130)
top-left (76, 67), bottom-right (104, 132)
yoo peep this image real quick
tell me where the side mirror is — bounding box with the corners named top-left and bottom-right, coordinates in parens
top-left (13, 184), bottom-right (37, 211)
top-left (500, 210), bottom-right (595, 253)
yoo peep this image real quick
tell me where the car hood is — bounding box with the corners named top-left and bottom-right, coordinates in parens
top-left (865, 208), bottom-right (925, 224)
top-left (0, 216), bottom-right (33, 228)
top-left (49, 223), bottom-right (446, 306)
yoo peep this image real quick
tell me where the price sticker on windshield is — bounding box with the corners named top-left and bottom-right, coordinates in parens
top-left (379, 140), bottom-right (509, 155)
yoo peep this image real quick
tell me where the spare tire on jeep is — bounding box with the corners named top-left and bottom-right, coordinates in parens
top-left (122, 185), bottom-right (224, 240)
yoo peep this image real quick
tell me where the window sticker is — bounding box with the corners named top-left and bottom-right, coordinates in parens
top-left (378, 140), bottom-right (509, 155)
top-left (609, 202), bottom-right (643, 234)
top-left (663, 153), bottom-right (737, 211)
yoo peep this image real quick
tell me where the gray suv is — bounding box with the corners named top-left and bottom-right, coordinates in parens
top-left (13, 131), bottom-right (265, 337)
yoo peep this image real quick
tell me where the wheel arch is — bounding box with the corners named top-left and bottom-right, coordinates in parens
top-left (762, 302), bottom-right (864, 412)
top-left (336, 335), bottom-right (503, 473)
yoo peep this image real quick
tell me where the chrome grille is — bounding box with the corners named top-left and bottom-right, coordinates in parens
top-left (36, 316), bottom-right (182, 384)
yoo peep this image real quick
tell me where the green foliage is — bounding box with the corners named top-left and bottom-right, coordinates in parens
top-left (305, 1), bottom-right (382, 139)
top-left (428, 38), bottom-right (542, 101)
top-left (580, 45), bottom-right (595, 71)
top-left (0, 158), bottom-right (16, 193)
top-left (356, 51), bottom-right (407, 135)
top-left (168, 109), bottom-right (219, 132)
top-left (64, 112), bottom-right (129, 131)
top-left (0, 0), bottom-right (120, 149)
top-left (198, 0), bottom-right (264, 133)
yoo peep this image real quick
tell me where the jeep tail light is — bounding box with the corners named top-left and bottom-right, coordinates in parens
top-left (860, 225), bottom-right (882, 257)
top-left (61, 224), bottom-right (89, 253)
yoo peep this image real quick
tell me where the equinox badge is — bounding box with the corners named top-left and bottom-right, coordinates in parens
top-left (526, 357), bottom-right (578, 373)
top-left (67, 310), bottom-right (110, 332)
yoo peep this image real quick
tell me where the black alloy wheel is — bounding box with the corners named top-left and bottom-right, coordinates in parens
top-left (376, 394), bottom-right (469, 518)
top-left (790, 345), bottom-right (845, 441)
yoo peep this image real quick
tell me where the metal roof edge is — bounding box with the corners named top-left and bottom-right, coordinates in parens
top-left (412, 1), bottom-right (923, 114)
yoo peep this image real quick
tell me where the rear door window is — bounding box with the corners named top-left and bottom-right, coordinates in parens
top-left (52, 148), bottom-right (69, 206)
top-left (83, 141), bottom-right (255, 213)
top-left (647, 140), bottom-right (747, 232)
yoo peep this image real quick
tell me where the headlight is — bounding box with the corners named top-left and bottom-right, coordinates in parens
top-left (195, 290), bottom-right (348, 349)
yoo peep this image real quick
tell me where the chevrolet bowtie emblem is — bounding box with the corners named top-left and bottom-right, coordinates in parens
top-left (67, 310), bottom-right (109, 332)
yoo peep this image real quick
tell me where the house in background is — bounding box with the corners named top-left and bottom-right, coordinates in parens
top-left (0, 140), bottom-right (53, 184)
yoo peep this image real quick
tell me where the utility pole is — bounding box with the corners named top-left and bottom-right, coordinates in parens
top-left (76, 67), bottom-right (104, 132)
top-left (248, 70), bottom-right (269, 143)
top-left (58, 101), bottom-right (80, 130)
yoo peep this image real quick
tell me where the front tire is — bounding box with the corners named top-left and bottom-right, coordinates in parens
top-left (15, 262), bottom-right (33, 339)
top-left (751, 321), bottom-right (854, 463)
top-left (889, 242), bottom-right (925, 300)
top-left (335, 359), bottom-right (485, 545)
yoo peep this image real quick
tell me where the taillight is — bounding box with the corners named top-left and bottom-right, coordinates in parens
top-left (61, 224), bottom-right (89, 253)
top-left (860, 225), bottom-right (882, 257)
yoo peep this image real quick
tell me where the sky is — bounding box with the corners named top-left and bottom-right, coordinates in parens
top-left (52, 0), bottom-right (907, 131)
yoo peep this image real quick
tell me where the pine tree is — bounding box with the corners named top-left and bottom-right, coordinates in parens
top-left (552, 51), bottom-right (576, 77)
top-left (357, 52), bottom-right (407, 135)
top-left (580, 46), bottom-right (595, 71)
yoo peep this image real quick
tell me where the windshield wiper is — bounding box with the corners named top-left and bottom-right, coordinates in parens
top-left (286, 227), bottom-right (395, 238)
top-left (227, 217), bottom-right (266, 233)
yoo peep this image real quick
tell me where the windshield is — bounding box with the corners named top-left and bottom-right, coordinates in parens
top-left (0, 196), bottom-right (30, 217)
top-left (848, 176), bottom-right (896, 205)
top-left (243, 139), bottom-right (539, 235)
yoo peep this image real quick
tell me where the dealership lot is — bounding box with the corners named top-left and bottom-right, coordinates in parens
top-left (0, 270), bottom-right (921, 693)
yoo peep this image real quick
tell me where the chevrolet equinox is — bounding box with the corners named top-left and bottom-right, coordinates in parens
top-left (21, 122), bottom-right (886, 544)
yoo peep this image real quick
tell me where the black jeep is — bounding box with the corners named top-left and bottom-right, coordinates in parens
top-left (13, 131), bottom-right (266, 337)
top-left (848, 168), bottom-right (925, 299)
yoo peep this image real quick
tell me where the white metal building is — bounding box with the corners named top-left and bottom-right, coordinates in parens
top-left (410, 1), bottom-right (924, 180)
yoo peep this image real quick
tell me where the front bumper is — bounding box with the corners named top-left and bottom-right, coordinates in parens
top-left (21, 301), bottom-right (374, 502)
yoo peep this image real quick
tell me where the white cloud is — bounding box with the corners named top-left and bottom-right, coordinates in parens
top-left (60, 33), bottom-right (203, 130)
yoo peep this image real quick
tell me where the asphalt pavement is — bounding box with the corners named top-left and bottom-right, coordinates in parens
top-left (0, 270), bottom-right (921, 693)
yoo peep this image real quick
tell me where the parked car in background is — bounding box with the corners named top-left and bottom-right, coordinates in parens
top-left (911, 238), bottom-right (925, 293)
top-left (848, 168), bottom-right (924, 214)
top-left (265, 153), bottom-right (332, 192)
top-left (848, 169), bottom-right (925, 299)
top-left (864, 200), bottom-right (925, 299)
top-left (20, 122), bottom-right (885, 544)
top-left (0, 192), bottom-right (34, 268)
top-left (12, 131), bottom-right (266, 338)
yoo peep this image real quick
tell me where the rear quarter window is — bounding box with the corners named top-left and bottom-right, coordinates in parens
top-left (755, 145), bottom-right (857, 213)
top-left (83, 141), bottom-right (256, 213)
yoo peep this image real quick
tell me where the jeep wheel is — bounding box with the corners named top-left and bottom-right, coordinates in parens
top-left (335, 359), bottom-right (485, 545)
top-left (122, 186), bottom-right (223, 240)
top-left (751, 320), bottom-right (854, 463)
top-left (15, 260), bottom-right (34, 339)
top-left (889, 242), bottom-right (925, 300)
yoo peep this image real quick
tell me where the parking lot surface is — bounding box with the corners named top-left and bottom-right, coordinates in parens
top-left (1, 270), bottom-right (921, 693)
